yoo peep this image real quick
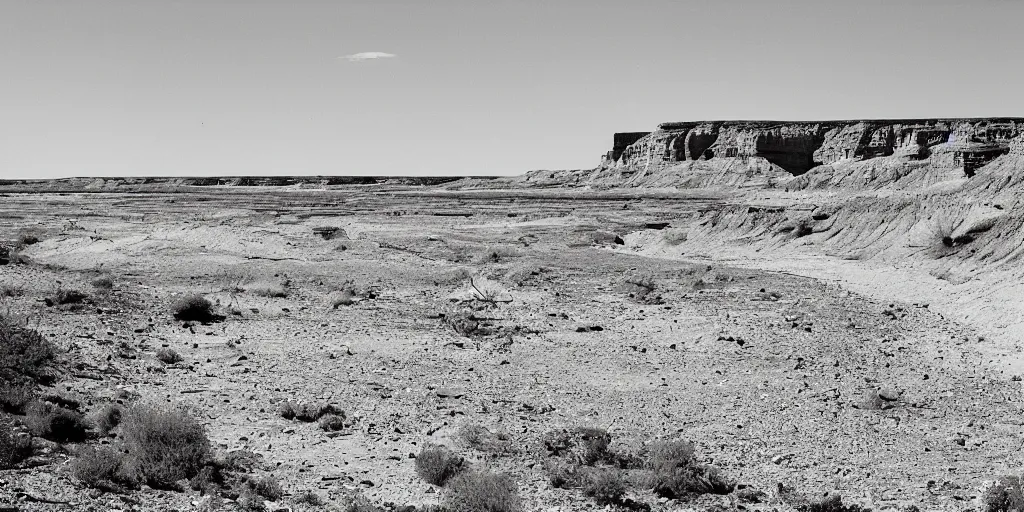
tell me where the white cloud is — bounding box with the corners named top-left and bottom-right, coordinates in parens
top-left (342, 52), bottom-right (397, 62)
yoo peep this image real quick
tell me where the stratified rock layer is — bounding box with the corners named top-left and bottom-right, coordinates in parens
top-left (601, 118), bottom-right (1024, 178)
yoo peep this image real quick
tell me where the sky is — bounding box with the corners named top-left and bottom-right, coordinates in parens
top-left (1, 0), bottom-right (1022, 179)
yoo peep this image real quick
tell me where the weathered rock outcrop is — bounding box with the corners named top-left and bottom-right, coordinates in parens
top-left (601, 118), bottom-right (1024, 184)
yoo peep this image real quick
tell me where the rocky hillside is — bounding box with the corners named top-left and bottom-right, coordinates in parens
top-left (521, 118), bottom-right (1024, 189)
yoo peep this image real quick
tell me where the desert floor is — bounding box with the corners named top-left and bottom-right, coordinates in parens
top-left (1, 186), bottom-right (1020, 511)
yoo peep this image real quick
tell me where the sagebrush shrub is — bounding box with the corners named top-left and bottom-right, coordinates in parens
top-left (443, 471), bottom-right (522, 512)
top-left (120, 404), bottom-right (211, 489)
top-left (24, 400), bottom-right (89, 443)
top-left (415, 445), bottom-right (468, 486)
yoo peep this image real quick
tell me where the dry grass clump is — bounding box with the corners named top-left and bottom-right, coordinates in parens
top-left (155, 347), bottom-right (183, 364)
top-left (24, 400), bottom-right (89, 443)
top-left (170, 294), bottom-right (219, 322)
top-left (415, 445), bottom-right (468, 487)
top-left (0, 419), bottom-right (32, 469)
top-left (120, 404), bottom-right (211, 489)
top-left (244, 280), bottom-right (289, 298)
top-left (582, 468), bottom-right (629, 506)
top-left (70, 445), bottom-right (141, 492)
top-left (443, 470), bottom-right (522, 512)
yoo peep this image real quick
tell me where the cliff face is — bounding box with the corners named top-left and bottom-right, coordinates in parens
top-left (601, 118), bottom-right (1024, 183)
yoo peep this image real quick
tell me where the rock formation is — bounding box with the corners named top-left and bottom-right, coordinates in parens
top-left (603, 118), bottom-right (1024, 179)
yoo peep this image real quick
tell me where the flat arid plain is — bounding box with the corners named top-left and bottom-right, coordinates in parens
top-left (4, 120), bottom-right (1024, 512)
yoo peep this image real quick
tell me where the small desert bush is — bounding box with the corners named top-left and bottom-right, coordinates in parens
top-left (443, 471), bottom-right (522, 512)
top-left (468, 276), bottom-right (511, 305)
top-left (445, 310), bottom-right (489, 338)
top-left (662, 228), bottom-right (688, 245)
top-left (648, 439), bottom-right (734, 498)
top-left (980, 476), bottom-right (1024, 512)
top-left (0, 420), bottom-right (32, 469)
top-left (92, 403), bottom-right (124, 436)
top-left (91, 276), bottom-right (114, 290)
top-left (155, 347), bottom-right (183, 364)
top-left (474, 246), bottom-right (521, 264)
top-left (415, 445), bottom-right (468, 487)
top-left (458, 424), bottom-right (512, 453)
top-left (71, 445), bottom-right (140, 491)
top-left (541, 427), bottom-right (613, 466)
top-left (0, 316), bottom-right (57, 384)
top-left (239, 473), bottom-right (283, 502)
top-left (50, 288), bottom-right (89, 305)
top-left (293, 489), bottom-right (325, 507)
top-left (24, 400), bottom-right (90, 443)
top-left (278, 402), bottom-right (343, 423)
top-left (0, 284), bottom-right (23, 297)
top-left (17, 231), bottom-right (41, 246)
top-left (583, 468), bottom-right (629, 506)
top-left (620, 274), bottom-right (663, 305)
top-left (329, 288), bottom-right (356, 308)
top-left (121, 404), bottom-right (211, 489)
top-left (0, 381), bottom-right (35, 414)
top-left (245, 280), bottom-right (288, 298)
top-left (319, 413), bottom-right (348, 432)
top-left (796, 493), bottom-right (872, 512)
top-left (546, 460), bottom-right (584, 489)
top-left (170, 294), bottom-right (218, 322)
